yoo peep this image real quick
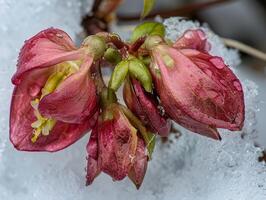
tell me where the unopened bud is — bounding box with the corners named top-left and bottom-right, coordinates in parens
top-left (104, 47), bottom-right (122, 65)
top-left (82, 35), bottom-right (106, 59)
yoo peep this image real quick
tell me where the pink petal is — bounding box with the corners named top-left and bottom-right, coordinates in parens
top-left (86, 126), bottom-right (101, 185)
top-left (123, 78), bottom-right (171, 137)
top-left (128, 138), bottom-right (148, 189)
top-left (155, 46), bottom-right (244, 130)
top-left (99, 105), bottom-right (138, 180)
top-left (153, 74), bottom-right (221, 140)
top-left (38, 57), bottom-right (98, 124)
top-left (180, 49), bottom-right (245, 130)
top-left (173, 29), bottom-right (211, 52)
top-left (12, 28), bottom-right (82, 85)
top-left (10, 87), bottom-right (93, 152)
top-left (150, 45), bottom-right (243, 139)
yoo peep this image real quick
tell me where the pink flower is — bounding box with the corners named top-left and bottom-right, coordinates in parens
top-left (86, 103), bottom-right (148, 187)
top-left (148, 30), bottom-right (245, 140)
top-left (10, 28), bottom-right (98, 151)
top-left (123, 78), bottom-right (171, 137)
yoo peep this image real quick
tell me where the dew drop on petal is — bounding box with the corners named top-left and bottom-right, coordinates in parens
top-left (56, 33), bottom-right (63, 38)
top-left (210, 57), bottom-right (225, 69)
top-left (197, 30), bottom-right (206, 40)
top-left (233, 80), bottom-right (242, 91)
top-left (184, 31), bottom-right (194, 39)
top-left (28, 84), bottom-right (41, 97)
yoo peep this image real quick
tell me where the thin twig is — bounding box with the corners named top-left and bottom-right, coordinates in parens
top-left (117, 0), bottom-right (233, 21)
top-left (222, 38), bottom-right (266, 62)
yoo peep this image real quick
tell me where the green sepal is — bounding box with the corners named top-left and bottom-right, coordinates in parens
top-left (128, 58), bottom-right (152, 93)
top-left (108, 60), bottom-right (129, 91)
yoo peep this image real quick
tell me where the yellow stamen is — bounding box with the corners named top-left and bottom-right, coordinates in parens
top-left (31, 127), bottom-right (42, 143)
top-left (30, 60), bottom-right (81, 143)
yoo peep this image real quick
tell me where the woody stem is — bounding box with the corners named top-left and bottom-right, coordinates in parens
top-left (222, 38), bottom-right (266, 62)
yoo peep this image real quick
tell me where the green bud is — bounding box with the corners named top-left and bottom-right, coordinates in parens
top-left (109, 60), bottom-right (129, 91)
top-left (131, 22), bottom-right (165, 43)
top-left (128, 58), bottom-right (152, 93)
top-left (82, 35), bottom-right (106, 59)
top-left (104, 47), bottom-right (122, 65)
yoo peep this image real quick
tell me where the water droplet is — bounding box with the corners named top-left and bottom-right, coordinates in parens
top-left (157, 105), bottom-right (165, 116)
top-left (233, 81), bottom-right (242, 91)
top-left (184, 31), bottom-right (194, 39)
top-left (56, 33), bottom-right (63, 38)
top-left (28, 84), bottom-right (40, 97)
top-left (210, 57), bottom-right (224, 69)
top-left (197, 29), bottom-right (206, 40)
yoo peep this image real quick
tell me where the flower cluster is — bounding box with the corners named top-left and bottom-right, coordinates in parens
top-left (10, 22), bottom-right (244, 188)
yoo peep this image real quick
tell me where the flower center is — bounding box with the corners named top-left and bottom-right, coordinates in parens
top-left (30, 61), bottom-right (80, 143)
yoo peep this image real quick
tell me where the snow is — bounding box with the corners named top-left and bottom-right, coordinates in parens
top-left (0, 1), bottom-right (265, 199)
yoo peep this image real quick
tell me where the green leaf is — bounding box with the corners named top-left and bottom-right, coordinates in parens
top-left (141, 0), bottom-right (155, 19)
top-left (131, 21), bottom-right (165, 42)
top-left (128, 58), bottom-right (152, 93)
top-left (109, 60), bottom-right (129, 91)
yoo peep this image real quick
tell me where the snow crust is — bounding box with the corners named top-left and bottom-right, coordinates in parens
top-left (0, 1), bottom-right (265, 199)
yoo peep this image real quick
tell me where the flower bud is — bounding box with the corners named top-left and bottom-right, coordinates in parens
top-left (82, 35), bottom-right (106, 59)
top-left (104, 47), bottom-right (122, 65)
top-left (98, 103), bottom-right (138, 180)
top-left (123, 78), bottom-right (171, 137)
top-left (149, 44), bottom-right (244, 140)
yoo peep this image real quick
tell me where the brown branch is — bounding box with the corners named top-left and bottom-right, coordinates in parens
top-left (117, 0), bottom-right (234, 21)
top-left (222, 38), bottom-right (266, 62)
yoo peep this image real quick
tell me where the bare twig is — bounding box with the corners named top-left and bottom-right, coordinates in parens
top-left (222, 38), bottom-right (266, 62)
top-left (117, 0), bottom-right (233, 21)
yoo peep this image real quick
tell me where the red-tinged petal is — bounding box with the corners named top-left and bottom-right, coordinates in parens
top-left (180, 49), bottom-right (245, 130)
top-left (9, 82), bottom-right (93, 152)
top-left (149, 45), bottom-right (245, 139)
top-left (38, 57), bottom-right (98, 124)
top-left (154, 46), bottom-right (244, 130)
top-left (86, 126), bottom-right (101, 185)
top-left (99, 105), bottom-right (138, 181)
top-left (12, 28), bottom-right (82, 85)
top-left (173, 29), bottom-right (211, 52)
top-left (128, 138), bottom-right (148, 189)
top-left (123, 78), bottom-right (171, 137)
top-left (153, 74), bottom-right (221, 140)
